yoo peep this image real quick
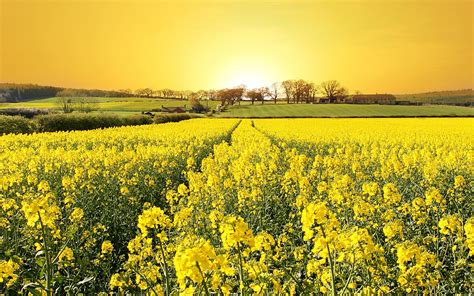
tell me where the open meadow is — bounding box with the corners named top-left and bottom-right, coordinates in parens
top-left (1, 118), bottom-right (473, 294)
top-left (217, 103), bottom-right (474, 117)
top-left (1, 97), bottom-right (473, 117)
top-left (0, 97), bottom-right (219, 114)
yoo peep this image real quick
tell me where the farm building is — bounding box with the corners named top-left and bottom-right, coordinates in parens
top-left (318, 97), bottom-right (338, 103)
top-left (348, 94), bottom-right (396, 104)
top-left (317, 96), bottom-right (349, 104)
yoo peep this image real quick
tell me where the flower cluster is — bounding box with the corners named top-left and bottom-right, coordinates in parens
top-left (1, 118), bottom-right (472, 294)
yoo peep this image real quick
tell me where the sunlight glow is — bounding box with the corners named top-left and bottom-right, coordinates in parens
top-left (1, 1), bottom-right (472, 92)
top-left (227, 71), bottom-right (271, 89)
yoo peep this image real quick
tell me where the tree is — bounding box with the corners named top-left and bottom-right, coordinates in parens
top-left (181, 90), bottom-right (193, 100)
top-left (269, 82), bottom-right (279, 104)
top-left (135, 88), bottom-right (153, 97)
top-left (216, 87), bottom-right (245, 106)
top-left (160, 89), bottom-right (174, 98)
top-left (246, 89), bottom-right (263, 105)
top-left (119, 89), bottom-right (133, 96)
top-left (281, 80), bottom-right (295, 104)
top-left (299, 81), bottom-right (317, 103)
top-left (196, 90), bottom-right (208, 100)
top-left (206, 90), bottom-right (216, 101)
top-left (189, 95), bottom-right (208, 113)
top-left (320, 80), bottom-right (348, 102)
top-left (293, 79), bottom-right (308, 104)
top-left (308, 83), bottom-right (318, 103)
top-left (258, 87), bottom-right (270, 104)
top-left (56, 97), bottom-right (74, 113)
top-left (75, 98), bottom-right (98, 113)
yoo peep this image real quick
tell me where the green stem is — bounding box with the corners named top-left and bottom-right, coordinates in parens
top-left (158, 238), bottom-right (170, 296)
top-left (340, 254), bottom-right (356, 294)
top-left (133, 267), bottom-right (159, 296)
top-left (237, 243), bottom-right (245, 296)
top-left (38, 212), bottom-right (53, 296)
top-left (320, 226), bottom-right (336, 296)
top-left (196, 262), bottom-right (210, 296)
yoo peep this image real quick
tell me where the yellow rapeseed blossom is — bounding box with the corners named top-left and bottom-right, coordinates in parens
top-left (1, 118), bottom-right (472, 294)
top-left (465, 218), bottom-right (474, 256)
top-left (101, 240), bottom-right (114, 255)
top-left (0, 259), bottom-right (20, 287)
top-left (383, 220), bottom-right (404, 241)
top-left (69, 207), bottom-right (84, 222)
top-left (438, 214), bottom-right (462, 236)
top-left (174, 238), bottom-right (217, 289)
top-left (21, 194), bottom-right (61, 229)
top-left (219, 215), bottom-right (254, 250)
top-left (137, 206), bottom-right (171, 237)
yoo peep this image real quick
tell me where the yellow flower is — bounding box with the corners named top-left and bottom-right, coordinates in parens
top-left (137, 206), bottom-right (171, 237)
top-left (58, 247), bottom-right (74, 262)
top-left (109, 273), bottom-right (127, 289)
top-left (438, 215), bottom-right (462, 236)
top-left (464, 217), bottom-right (474, 256)
top-left (454, 175), bottom-right (465, 189)
top-left (252, 231), bottom-right (275, 252)
top-left (69, 207), bottom-right (84, 222)
top-left (21, 194), bottom-right (61, 229)
top-left (301, 202), bottom-right (339, 241)
top-left (395, 241), bottom-right (438, 292)
top-left (221, 283), bottom-right (232, 295)
top-left (362, 182), bottom-right (379, 197)
top-left (383, 183), bottom-right (401, 204)
top-left (425, 188), bottom-right (443, 206)
top-left (219, 215), bottom-right (254, 250)
top-left (383, 220), bottom-right (404, 240)
top-left (101, 240), bottom-right (114, 255)
top-left (37, 180), bottom-right (50, 192)
top-left (174, 238), bottom-right (217, 288)
top-left (177, 183), bottom-right (189, 196)
top-left (0, 259), bottom-right (20, 287)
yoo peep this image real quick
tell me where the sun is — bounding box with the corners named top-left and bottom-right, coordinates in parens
top-left (218, 58), bottom-right (275, 89)
top-left (228, 71), bottom-right (270, 89)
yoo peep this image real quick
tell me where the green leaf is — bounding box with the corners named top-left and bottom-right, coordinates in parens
top-left (77, 276), bottom-right (95, 286)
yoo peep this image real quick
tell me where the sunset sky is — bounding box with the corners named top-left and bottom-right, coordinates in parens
top-left (1, 0), bottom-right (472, 94)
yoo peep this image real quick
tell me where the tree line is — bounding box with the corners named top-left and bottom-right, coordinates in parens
top-left (212, 80), bottom-right (348, 106)
top-left (0, 79), bottom-right (349, 106)
top-left (0, 83), bottom-right (132, 102)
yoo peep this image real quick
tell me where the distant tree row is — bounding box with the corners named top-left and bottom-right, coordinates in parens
top-left (1, 80), bottom-right (348, 106)
top-left (0, 84), bottom-right (61, 102)
top-left (57, 88), bottom-right (130, 98)
top-left (210, 80), bottom-right (348, 106)
top-left (56, 97), bottom-right (98, 113)
top-left (130, 88), bottom-right (217, 100)
top-left (0, 83), bottom-right (130, 102)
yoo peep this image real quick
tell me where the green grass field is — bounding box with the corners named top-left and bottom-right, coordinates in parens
top-left (395, 89), bottom-right (474, 104)
top-left (0, 97), bottom-right (219, 114)
top-left (1, 97), bottom-right (473, 117)
top-left (216, 103), bottom-right (474, 117)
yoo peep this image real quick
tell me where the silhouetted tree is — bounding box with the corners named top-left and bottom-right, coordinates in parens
top-left (135, 88), bottom-right (153, 97)
top-left (246, 89), bottom-right (263, 105)
top-left (270, 82), bottom-right (279, 104)
top-left (281, 80), bottom-right (295, 104)
top-left (216, 87), bottom-right (245, 106)
top-left (56, 97), bottom-right (74, 113)
top-left (320, 80), bottom-right (348, 102)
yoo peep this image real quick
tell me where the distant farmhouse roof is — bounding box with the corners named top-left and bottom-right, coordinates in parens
top-left (349, 94), bottom-right (396, 104)
top-left (161, 105), bottom-right (187, 113)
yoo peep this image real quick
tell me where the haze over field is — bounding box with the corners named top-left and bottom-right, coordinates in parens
top-left (1, 0), bottom-right (472, 94)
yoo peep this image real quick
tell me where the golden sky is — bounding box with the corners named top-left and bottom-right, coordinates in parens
top-left (1, 0), bottom-right (473, 93)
